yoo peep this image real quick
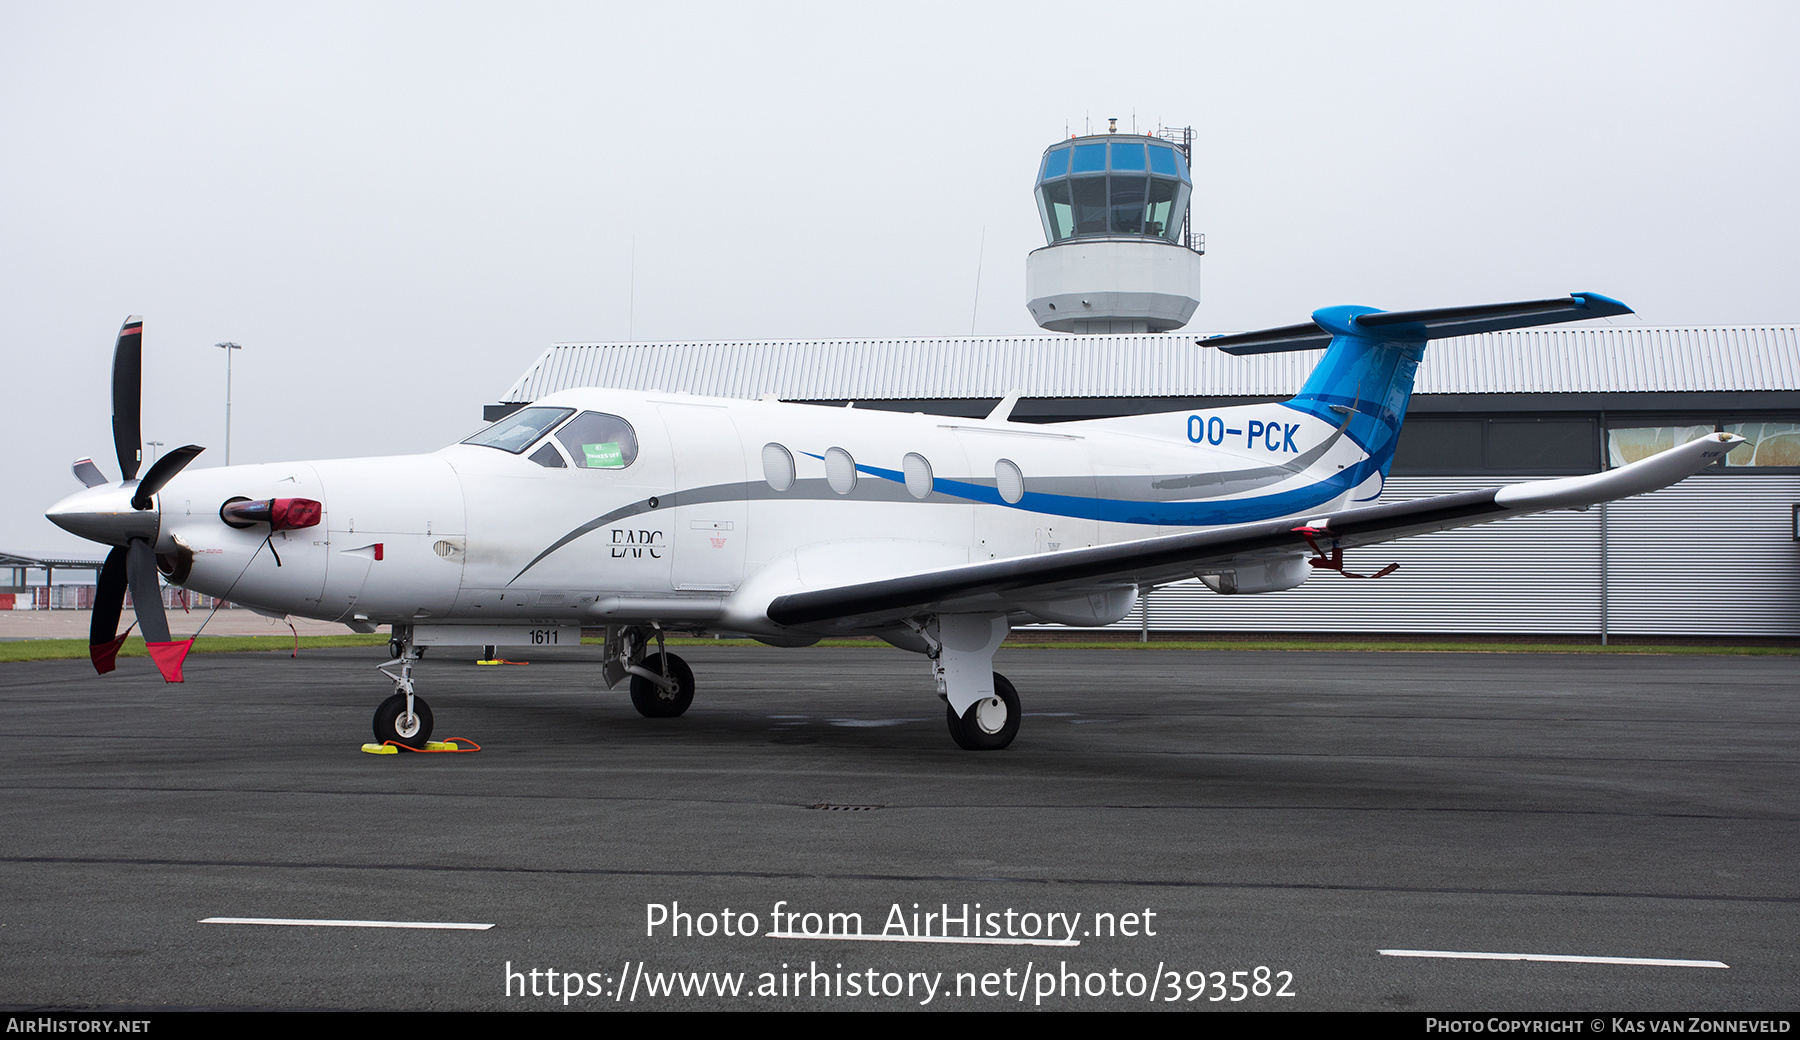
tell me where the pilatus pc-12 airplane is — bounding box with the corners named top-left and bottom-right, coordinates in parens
top-left (47, 295), bottom-right (1740, 750)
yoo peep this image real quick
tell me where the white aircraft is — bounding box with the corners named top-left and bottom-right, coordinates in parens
top-left (46, 297), bottom-right (1741, 750)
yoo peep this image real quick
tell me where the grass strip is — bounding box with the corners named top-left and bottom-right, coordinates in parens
top-left (0, 634), bottom-right (389, 663)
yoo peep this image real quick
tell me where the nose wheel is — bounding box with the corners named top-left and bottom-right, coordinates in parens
top-left (946, 672), bottom-right (1019, 750)
top-left (374, 691), bottom-right (434, 748)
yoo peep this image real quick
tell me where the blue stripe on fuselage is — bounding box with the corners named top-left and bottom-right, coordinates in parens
top-left (819, 433), bottom-right (1394, 528)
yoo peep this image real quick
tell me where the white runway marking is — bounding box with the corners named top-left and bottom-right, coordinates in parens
top-left (201, 917), bottom-right (494, 931)
top-left (769, 931), bottom-right (1078, 947)
top-left (1380, 949), bottom-right (1727, 968)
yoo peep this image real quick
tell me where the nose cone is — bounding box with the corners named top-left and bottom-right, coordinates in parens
top-left (45, 484), bottom-right (159, 546)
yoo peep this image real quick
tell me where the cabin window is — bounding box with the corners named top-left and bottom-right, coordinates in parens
top-left (903, 453), bottom-right (933, 499)
top-left (762, 443), bottom-right (796, 491)
top-left (995, 459), bottom-right (1024, 503)
top-left (825, 447), bottom-right (857, 494)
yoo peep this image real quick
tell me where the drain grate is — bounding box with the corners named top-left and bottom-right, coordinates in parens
top-left (807, 803), bottom-right (883, 811)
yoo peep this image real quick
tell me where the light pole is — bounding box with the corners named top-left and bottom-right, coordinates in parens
top-left (216, 342), bottom-right (241, 465)
top-left (146, 440), bottom-right (164, 465)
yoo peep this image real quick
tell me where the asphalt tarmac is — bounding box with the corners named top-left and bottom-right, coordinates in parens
top-left (0, 644), bottom-right (1794, 1012)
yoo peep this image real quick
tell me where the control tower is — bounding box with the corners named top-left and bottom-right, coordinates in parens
top-left (1025, 127), bottom-right (1204, 333)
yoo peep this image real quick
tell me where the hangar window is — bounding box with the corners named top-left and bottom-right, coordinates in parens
top-left (1392, 418), bottom-right (1597, 475)
top-left (1724, 422), bottom-right (1800, 467)
top-left (1609, 421), bottom-right (1800, 470)
top-left (1607, 425), bottom-right (1717, 469)
top-left (462, 406), bottom-right (575, 454)
top-left (554, 411), bottom-right (639, 469)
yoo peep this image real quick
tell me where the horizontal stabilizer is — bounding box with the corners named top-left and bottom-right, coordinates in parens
top-left (1202, 292), bottom-right (1632, 355)
top-left (1200, 321), bottom-right (1332, 355)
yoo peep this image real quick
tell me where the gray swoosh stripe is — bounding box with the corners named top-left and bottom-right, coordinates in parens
top-left (506, 478), bottom-right (917, 584)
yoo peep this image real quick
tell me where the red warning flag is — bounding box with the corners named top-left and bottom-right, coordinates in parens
top-left (146, 639), bottom-right (195, 683)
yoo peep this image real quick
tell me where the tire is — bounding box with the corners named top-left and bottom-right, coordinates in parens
top-left (945, 672), bottom-right (1019, 751)
top-left (373, 692), bottom-right (433, 749)
top-left (629, 652), bottom-right (695, 718)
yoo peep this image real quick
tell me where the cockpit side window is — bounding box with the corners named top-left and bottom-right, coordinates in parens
top-left (528, 442), bottom-right (567, 468)
top-left (555, 411), bottom-right (640, 469)
top-left (462, 407), bottom-right (576, 454)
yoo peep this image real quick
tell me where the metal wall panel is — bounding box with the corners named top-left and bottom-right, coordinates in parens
top-left (502, 326), bottom-right (1800, 404)
top-left (1041, 475), bottom-right (1800, 638)
top-left (1602, 475), bottom-right (1800, 637)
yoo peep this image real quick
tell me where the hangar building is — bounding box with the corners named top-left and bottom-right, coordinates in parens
top-left (488, 129), bottom-right (1800, 641)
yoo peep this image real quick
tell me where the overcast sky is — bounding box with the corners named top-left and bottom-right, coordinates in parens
top-left (5, 1), bottom-right (1798, 555)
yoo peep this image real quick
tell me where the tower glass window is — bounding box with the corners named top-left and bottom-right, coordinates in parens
top-left (1034, 135), bottom-right (1192, 245)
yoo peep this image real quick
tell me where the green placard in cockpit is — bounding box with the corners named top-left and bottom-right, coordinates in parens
top-left (583, 442), bottom-right (624, 468)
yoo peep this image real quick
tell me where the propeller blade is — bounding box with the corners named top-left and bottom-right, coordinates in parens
top-left (125, 538), bottom-right (170, 644)
top-left (72, 457), bottom-right (107, 488)
top-left (90, 546), bottom-right (130, 674)
top-left (130, 444), bottom-right (205, 510)
top-left (112, 316), bottom-right (144, 482)
top-left (127, 537), bottom-right (191, 682)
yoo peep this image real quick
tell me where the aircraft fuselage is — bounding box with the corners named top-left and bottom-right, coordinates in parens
top-left (148, 387), bottom-right (1367, 637)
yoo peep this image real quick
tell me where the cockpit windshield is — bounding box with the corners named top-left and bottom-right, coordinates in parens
top-left (461, 406), bottom-right (575, 454)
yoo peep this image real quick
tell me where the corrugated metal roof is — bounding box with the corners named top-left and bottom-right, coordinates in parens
top-left (499, 325), bottom-right (1800, 403)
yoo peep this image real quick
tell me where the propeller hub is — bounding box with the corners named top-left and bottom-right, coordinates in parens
top-left (45, 484), bottom-right (159, 547)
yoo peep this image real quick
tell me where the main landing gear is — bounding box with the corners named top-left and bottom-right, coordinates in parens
top-left (604, 625), bottom-right (696, 719)
top-left (910, 614), bottom-right (1020, 751)
top-left (374, 629), bottom-right (432, 748)
top-left (947, 672), bottom-right (1020, 750)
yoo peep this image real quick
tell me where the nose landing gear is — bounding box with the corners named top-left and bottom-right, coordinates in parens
top-left (373, 632), bottom-right (433, 748)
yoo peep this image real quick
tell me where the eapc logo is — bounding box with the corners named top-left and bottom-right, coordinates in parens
top-left (609, 528), bottom-right (666, 559)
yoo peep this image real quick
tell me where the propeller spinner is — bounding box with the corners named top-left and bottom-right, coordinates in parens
top-left (45, 317), bottom-right (206, 681)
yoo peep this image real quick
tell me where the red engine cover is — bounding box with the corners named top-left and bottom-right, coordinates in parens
top-left (269, 498), bottom-right (322, 532)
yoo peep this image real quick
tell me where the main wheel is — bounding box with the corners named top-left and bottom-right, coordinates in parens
top-left (630, 652), bottom-right (695, 718)
top-left (373, 692), bottom-right (433, 749)
top-left (946, 672), bottom-right (1019, 750)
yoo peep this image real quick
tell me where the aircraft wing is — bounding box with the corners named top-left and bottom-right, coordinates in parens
top-left (763, 433), bottom-right (1740, 630)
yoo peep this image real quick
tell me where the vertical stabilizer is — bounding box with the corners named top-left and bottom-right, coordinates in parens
top-left (1288, 305), bottom-right (1426, 480)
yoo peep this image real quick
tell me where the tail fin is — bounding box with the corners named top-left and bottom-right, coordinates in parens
top-left (1203, 292), bottom-right (1632, 479)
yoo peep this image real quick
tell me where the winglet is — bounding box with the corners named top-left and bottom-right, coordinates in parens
top-left (1494, 433), bottom-right (1742, 512)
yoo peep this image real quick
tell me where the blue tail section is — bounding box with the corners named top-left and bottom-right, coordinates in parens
top-left (1286, 305), bottom-right (1425, 479)
top-left (1201, 293), bottom-right (1637, 480)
